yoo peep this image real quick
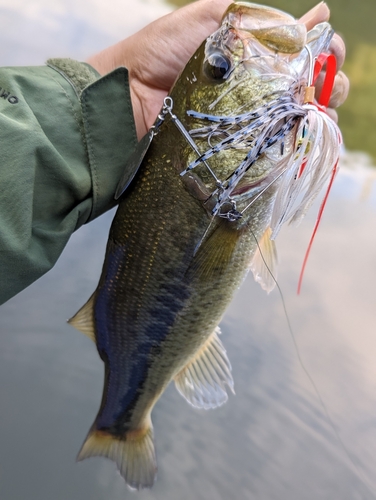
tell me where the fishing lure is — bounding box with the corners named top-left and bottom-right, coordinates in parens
top-left (131, 37), bottom-right (342, 288)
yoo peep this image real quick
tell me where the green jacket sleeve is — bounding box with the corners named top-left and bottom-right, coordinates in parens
top-left (0, 58), bottom-right (138, 305)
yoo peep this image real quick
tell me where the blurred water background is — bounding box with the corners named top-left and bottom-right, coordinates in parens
top-left (1, 0), bottom-right (376, 499)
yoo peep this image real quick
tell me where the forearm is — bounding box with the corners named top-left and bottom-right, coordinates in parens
top-left (0, 60), bottom-right (137, 304)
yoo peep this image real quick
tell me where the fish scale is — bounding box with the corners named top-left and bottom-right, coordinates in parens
top-left (68, 2), bottom-right (340, 490)
top-left (104, 129), bottom-right (261, 405)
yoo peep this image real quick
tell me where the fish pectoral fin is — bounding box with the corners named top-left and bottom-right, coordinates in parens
top-left (77, 423), bottom-right (157, 490)
top-left (67, 293), bottom-right (96, 342)
top-left (174, 327), bottom-right (234, 410)
top-left (249, 227), bottom-right (278, 293)
top-left (188, 221), bottom-right (240, 281)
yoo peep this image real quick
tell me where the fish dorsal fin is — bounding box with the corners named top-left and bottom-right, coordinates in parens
top-left (77, 422), bottom-right (157, 490)
top-left (249, 227), bottom-right (278, 293)
top-left (67, 293), bottom-right (96, 342)
top-left (174, 327), bottom-right (234, 410)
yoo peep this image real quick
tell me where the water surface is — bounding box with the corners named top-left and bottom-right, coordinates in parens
top-left (2, 159), bottom-right (376, 500)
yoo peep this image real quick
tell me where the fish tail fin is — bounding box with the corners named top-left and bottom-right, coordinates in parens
top-left (77, 422), bottom-right (157, 490)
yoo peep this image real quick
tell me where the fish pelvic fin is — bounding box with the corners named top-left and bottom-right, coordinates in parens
top-left (77, 423), bottom-right (157, 490)
top-left (174, 327), bottom-right (234, 410)
top-left (67, 293), bottom-right (96, 342)
top-left (249, 227), bottom-right (278, 293)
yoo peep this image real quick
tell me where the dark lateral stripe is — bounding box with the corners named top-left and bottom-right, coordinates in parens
top-left (93, 244), bottom-right (191, 434)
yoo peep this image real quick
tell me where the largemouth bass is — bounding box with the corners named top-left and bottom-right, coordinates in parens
top-left (69, 1), bottom-right (340, 489)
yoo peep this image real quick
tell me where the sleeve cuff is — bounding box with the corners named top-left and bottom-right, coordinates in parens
top-left (48, 59), bottom-right (138, 223)
top-left (80, 67), bottom-right (138, 222)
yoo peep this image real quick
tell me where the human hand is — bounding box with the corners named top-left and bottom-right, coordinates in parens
top-left (88, 0), bottom-right (234, 140)
top-left (88, 0), bottom-right (349, 140)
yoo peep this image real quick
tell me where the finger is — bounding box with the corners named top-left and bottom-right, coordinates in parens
top-left (164, 0), bottom-right (233, 45)
top-left (314, 70), bottom-right (350, 108)
top-left (329, 71), bottom-right (350, 108)
top-left (192, 0), bottom-right (234, 27)
top-left (329, 33), bottom-right (346, 69)
top-left (128, 0), bottom-right (234, 87)
top-left (299, 2), bottom-right (330, 30)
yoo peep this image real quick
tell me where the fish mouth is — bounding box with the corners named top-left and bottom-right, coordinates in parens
top-left (221, 2), bottom-right (307, 55)
top-left (230, 172), bottom-right (274, 198)
top-left (200, 2), bottom-right (307, 115)
top-left (231, 180), bottom-right (262, 197)
top-left (195, 170), bottom-right (278, 221)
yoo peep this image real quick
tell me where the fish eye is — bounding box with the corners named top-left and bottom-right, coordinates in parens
top-left (204, 53), bottom-right (231, 81)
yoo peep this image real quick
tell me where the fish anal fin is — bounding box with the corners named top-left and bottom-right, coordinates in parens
top-left (77, 423), bottom-right (157, 490)
top-left (250, 227), bottom-right (278, 293)
top-left (68, 293), bottom-right (96, 342)
top-left (174, 327), bottom-right (234, 410)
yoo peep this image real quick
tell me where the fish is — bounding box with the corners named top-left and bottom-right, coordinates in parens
top-left (68, 1), bottom-right (341, 490)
